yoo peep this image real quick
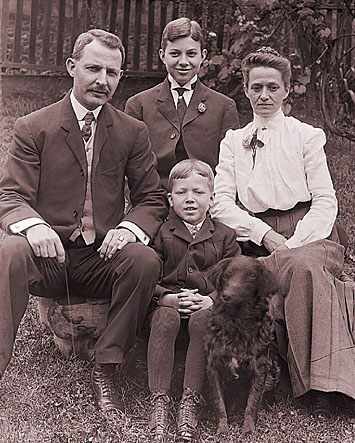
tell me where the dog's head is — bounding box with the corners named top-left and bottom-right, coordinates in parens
top-left (208, 256), bottom-right (278, 315)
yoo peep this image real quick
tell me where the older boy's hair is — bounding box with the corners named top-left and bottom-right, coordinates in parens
top-left (168, 159), bottom-right (214, 192)
top-left (161, 17), bottom-right (205, 51)
top-left (241, 46), bottom-right (291, 89)
top-left (72, 29), bottom-right (126, 63)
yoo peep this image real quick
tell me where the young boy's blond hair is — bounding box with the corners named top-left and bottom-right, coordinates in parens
top-left (168, 159), bottom-right (214, 193)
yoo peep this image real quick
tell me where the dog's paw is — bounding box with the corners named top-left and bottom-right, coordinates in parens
top-left (216, 418), bottom-right (229, 435)
top-left (242, 417), bottom-right (256, 434)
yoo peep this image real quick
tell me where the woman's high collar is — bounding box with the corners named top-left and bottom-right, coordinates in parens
top-left (253, 108), bottom-right (285, 130)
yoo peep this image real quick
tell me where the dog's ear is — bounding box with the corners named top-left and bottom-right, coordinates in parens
top-left (258, 263), bottom-right (278, 297)
top-left (208, 258), bottom-right (232, 291)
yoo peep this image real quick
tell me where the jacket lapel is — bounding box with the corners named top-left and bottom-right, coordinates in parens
top-left (157, 78), bottom-right (180, 130)
top-left (183, 80), bottom-right (207, 127)
top-left (92, 105), bottom-right (111, 171)
top-left (191, 216), bottom-right (214, 245)
top-left (60, 93), bottom-right (87, 170)
top-left (168, 211), bottom-right (214, 244)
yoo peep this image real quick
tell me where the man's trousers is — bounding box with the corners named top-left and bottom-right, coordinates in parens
top-left (0, 235), bottom-right (161, 375)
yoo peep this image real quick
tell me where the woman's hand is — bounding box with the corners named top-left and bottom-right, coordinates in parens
top-left (262, 229), bottom-right (287, 253)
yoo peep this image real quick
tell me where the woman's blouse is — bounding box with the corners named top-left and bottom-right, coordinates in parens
top-left (211, 110), bottom-right (337, 249)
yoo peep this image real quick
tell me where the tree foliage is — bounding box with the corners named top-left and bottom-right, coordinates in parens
top-left (199, 0), bottom-right (355, 140)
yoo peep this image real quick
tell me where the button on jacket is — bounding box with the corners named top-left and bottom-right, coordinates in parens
top-left (0, 92), bottom-right (167, 245)
top-left (152, 211), bottom-right (241, 299)
top-left (125, 78), bottom-right (240, 189)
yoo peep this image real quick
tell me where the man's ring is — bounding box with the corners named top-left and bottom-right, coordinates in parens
top-left (118, 236), bottom-right (124, 242)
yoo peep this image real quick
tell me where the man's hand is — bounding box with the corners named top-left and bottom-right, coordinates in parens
top-left (98, 228), bottom-right (136, 260)
top-left (262, 229), bottom-right (287, 253)
top-left (25, 224), bottom-right (65, 263)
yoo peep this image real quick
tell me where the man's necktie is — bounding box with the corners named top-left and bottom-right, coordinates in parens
top-left (175, 87), bottom-right (188, 123)
top-left (174, 87), bottom-right (188, 162)
top-left (81, 112), bottom-right (95, 143)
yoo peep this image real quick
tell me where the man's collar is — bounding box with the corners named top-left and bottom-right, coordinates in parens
top-left (167, 73), bottom-right (198, 91)
top-left (70, 91), bottom-right (102, 121)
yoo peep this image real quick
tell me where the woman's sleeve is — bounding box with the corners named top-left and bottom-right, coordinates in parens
top-left (285, 127), bottom-right (337, 248)
top-left (211, 130), bottom-right (272, 245)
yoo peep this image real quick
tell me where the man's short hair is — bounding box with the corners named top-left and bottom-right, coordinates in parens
top-left (161, 18), bottom-right (205, 52)
top-left (241, 46), bottom-right (291, 89)
top-left (168, 159), bottom-right (214, 192)
top-left (72, 29), bottom-right (125, 64)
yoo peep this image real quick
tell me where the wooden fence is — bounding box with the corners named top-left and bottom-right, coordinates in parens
top-left (1, 0), bottom-right (354, 76)
top-left (0, 0), bottom-right (238, 75)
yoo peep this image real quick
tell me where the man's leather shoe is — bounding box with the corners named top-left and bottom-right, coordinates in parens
top-left (91, 363), bottom-right (124, 412)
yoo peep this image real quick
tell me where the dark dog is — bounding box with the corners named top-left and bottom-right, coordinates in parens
top-left (205, 256), bottom-right (280, 434)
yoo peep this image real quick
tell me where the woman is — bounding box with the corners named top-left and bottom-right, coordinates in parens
top-left (211, 47), bottom-right (355, 417)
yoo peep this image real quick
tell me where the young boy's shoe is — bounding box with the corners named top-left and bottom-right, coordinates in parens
top-left (177, 387), bottom-right (202, 442)
top-left (149, 391), bottom-right (171, 442)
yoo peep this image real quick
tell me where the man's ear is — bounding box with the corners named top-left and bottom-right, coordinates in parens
top-left (159, 49), bottom-right (166, 65)
top-left (66, 58), bottom-right (75, 77)
top-left (167, 193), bottom-right (173, 207)
top-left (201, 48), bottom-right (207, 62)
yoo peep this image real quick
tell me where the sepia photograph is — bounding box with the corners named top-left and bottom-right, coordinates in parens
top-left (0, 1), bottom-right (354, 441)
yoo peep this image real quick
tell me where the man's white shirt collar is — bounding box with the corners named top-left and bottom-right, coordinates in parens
top-left (70, 91), bottom-right (102, 121)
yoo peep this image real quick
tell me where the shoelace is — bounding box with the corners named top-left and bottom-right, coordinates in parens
top-left (95, 368), bottom-right (116, 398)
top-left (178, 392), bottom-right (199, 428)
top-left (150, 393), bottom-right (170, 432)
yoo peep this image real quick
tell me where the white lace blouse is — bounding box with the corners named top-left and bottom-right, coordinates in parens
top-left (211, 110), bottom-right (337, 249)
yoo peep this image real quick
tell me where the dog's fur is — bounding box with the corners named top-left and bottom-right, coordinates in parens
top-left (205, 256), bottom-right (280, 434)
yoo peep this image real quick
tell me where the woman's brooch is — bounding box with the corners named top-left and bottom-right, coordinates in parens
top-left (242, 129), bottom-right (264, 169)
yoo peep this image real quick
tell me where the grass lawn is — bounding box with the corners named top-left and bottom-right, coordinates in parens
top-left (0, 111), bottom-right (354, 443)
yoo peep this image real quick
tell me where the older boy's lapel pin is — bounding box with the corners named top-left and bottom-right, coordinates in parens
top-left (197, 102), bottom-right (206, 113)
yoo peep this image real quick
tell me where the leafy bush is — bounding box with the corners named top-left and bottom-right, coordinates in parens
top-left (199, 0), bottom-right (354, 138)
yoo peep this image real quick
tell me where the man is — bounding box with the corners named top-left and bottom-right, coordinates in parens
top-left (0, 29), bottom-right (167, 413)
top-left (125, 18), bottom-right (239, 190)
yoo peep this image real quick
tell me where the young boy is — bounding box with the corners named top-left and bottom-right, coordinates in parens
top-left (125, 18), bottom-right (240, 190)
top-left (147, 159), bottom-right (240, 442)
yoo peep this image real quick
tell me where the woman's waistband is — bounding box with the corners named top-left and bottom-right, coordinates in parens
top-left (254, 201), bottom-right (311, 219)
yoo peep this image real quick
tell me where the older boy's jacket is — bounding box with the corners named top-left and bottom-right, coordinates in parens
top-left (152, 211), bottom-right (240, 299)
top-left (125, 78), bottom-right (239, 188)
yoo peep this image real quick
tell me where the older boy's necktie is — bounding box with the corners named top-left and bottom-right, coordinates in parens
top-left (81, 112), bottom-right (95, 143)
top-left (175, 87), bottom-right (188, 123)
top-left (174, 88), bottom-right (188, 162)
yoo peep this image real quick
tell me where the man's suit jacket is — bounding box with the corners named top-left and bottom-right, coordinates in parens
top-left (152, 211), bottom-right (240, 299)
top-left (125, 78), bottom-right (239, 188)
top-left (0, 92), bottom-right (168, 245)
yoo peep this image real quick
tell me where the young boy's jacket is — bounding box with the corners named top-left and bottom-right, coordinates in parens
top-left (152, 210), bottom-right (241, 300)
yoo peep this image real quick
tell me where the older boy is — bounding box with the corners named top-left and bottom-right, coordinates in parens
top-left (147, 159), bottom-right (240, 442)
top-left (125, 18), bottom-right (240, 189)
